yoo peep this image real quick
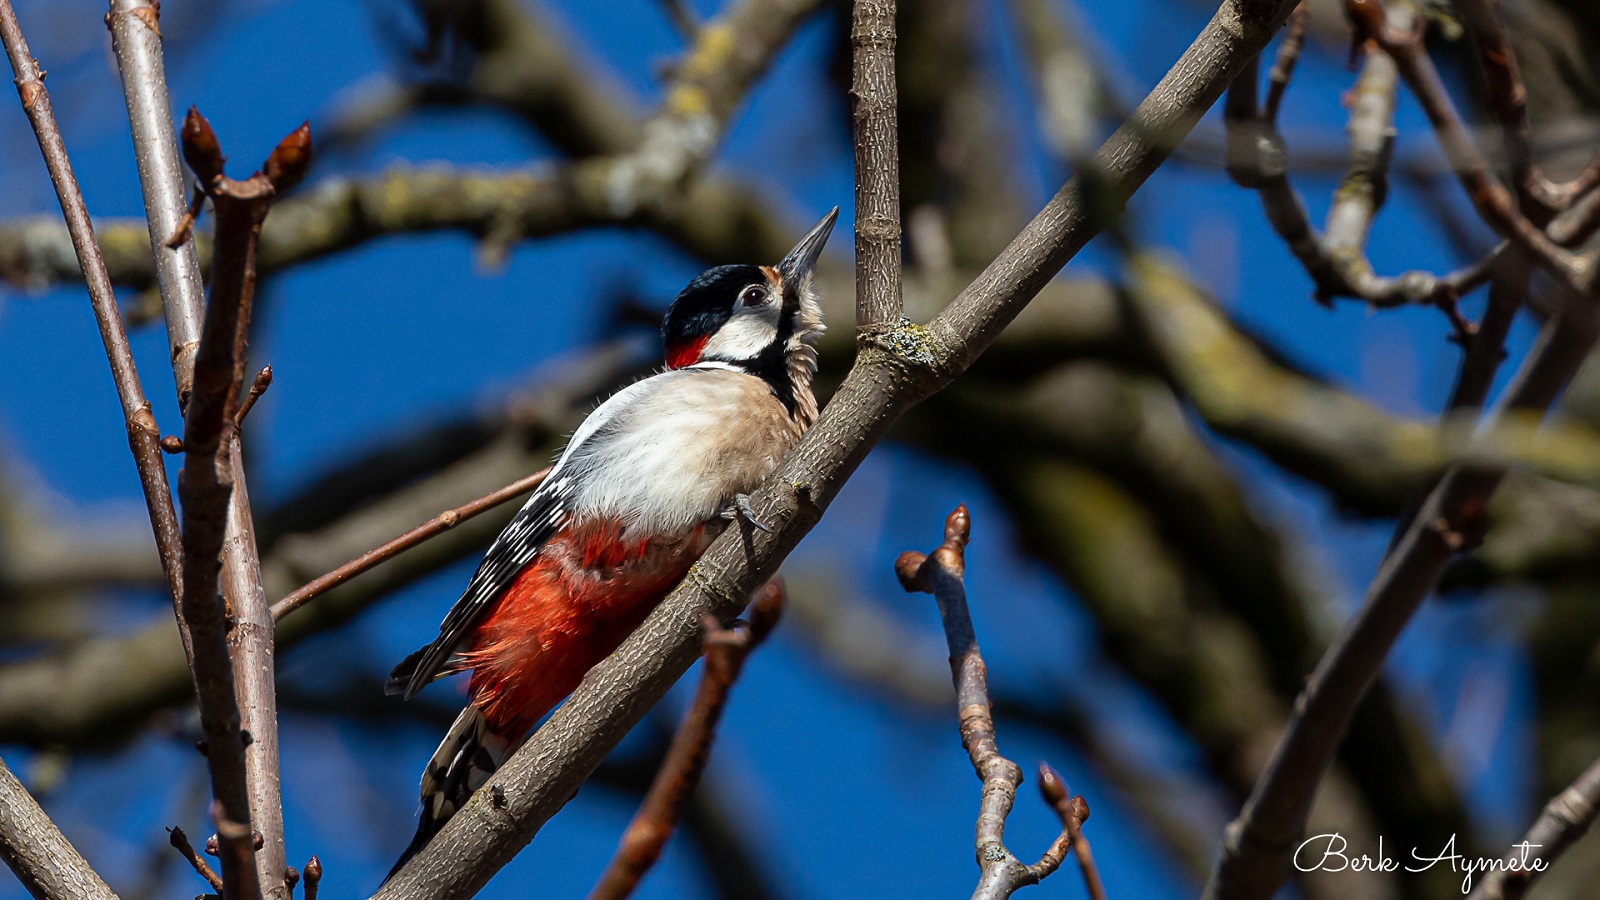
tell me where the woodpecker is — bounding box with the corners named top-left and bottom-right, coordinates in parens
top-left (383, 207), bottom-right (838, 875)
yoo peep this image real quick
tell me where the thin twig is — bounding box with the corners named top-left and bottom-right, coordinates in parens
top-left (168, 827), bottom-right (224, 892)
top-left (109, 6), bottom-right (295, 887)
top-left (0, 0), bottom-right (190, 670)
top-left (1468, 757), bottom-right (1600, 900)
top-left (109, 3), bottom-right (301, 886)
top-left (851, 0), bottom-right (902, 329)
top-left (1447, 251), bottom-right (1527, 412)
top-left (896, 506), bottom-right (1081, 900)
top-left (1038, 766), bottom-right (1105, 900)
top-left (1262, 0), bottom-right (1308, 126)
top-left (1224, 5), bottom-right (1488, 320)
top-left (0, 755), bottom-right (116, 900)
top-left (588, 582), bottom-right (785, 900)
top-left (1355, 0), bottom-right (1589, 292)
top-left (1453, 0), bottom-right (1556, 215)
top-left (271, 467), bottom-right (550, 621)
top-left (234, 365), bottom-right (273, 429)
top-left (174, 108), bottom-right (280, 900)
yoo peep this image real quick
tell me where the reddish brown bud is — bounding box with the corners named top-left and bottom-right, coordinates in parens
top-left (180, 106), bottom-right (225, 184)
top-left (264, 121), bottom-right (313, 195)
top-left (1343, 0), bottom-right (1384, 48)
top-left (160, 435), bottom-right (184, 454)
top-left (1068, 794), bottom-right (1090, 823)
top-left (304, 855), bottom-right (322, 881)
top-left (1038, 762), bottom-right (1069, 809)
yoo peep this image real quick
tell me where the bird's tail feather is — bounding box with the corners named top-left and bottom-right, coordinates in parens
top-left (385, 705), bottom-right (514, 882)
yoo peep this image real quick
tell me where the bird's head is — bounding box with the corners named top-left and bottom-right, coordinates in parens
top-left (661, 207), bottom-right (838, 374)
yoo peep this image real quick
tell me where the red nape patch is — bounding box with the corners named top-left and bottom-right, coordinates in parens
top-left (665, 334), bottom-right (709, 369)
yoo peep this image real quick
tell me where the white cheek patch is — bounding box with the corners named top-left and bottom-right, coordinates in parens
top-left (701, 307), bottom-right (778, 361)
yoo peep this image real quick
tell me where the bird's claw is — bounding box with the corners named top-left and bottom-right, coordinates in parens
top-left (723, 493), bottom-right (775, 534)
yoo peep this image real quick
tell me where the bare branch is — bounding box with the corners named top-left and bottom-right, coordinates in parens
top-left (173, 107), bottom-right (297, 900)
top-left (105, 0), bottom-right (208, 403)
top-left (1468, 756), bottom-right (1600, 900)
top-left (359, 5), bottom-right (1422, 894)
top-left (1454, 0), bottom-right (1556, 214)
top-left (0, 755), bottom-right (117, 900)
top-left (851, 0), bottom-right (902, 328)
top-left (1357, 1), bottom-right (1590, 291)
top-left (1261, 0), bottom-right (1307, 126)
top-left (1224, 4), bottom-right (1489, 319)
top-left (1202, 199), bottom-right (1600, 900)
top-left (0, 0), bottom-right (188, 668)
top-left (1038, 766), bottom-right (1106, 900)
top-left (169, 827), bottom-right (224, 893)
top-left (895, 505), bottom-right (1080, 899)
top-left (271, 466), bottom-right (551, 622)
top-left (588, 582), bottom-right (784, 900)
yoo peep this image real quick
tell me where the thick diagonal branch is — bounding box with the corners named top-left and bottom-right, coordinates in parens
top-left (588, 582), bottom-right (784, 900)
top-left (371, 2), bottom-right (1299, 896)
top-left (0, 755), bottom-right (117, 900)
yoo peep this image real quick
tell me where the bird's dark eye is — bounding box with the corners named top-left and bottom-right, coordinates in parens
top-left (739, 285), bottom-right (770, 307)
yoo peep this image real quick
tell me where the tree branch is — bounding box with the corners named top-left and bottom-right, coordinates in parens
top-left (1357, 0), bottom-right (1590, 292)
top-left (372, 2), bottom-right (1300, 895)
top-left (1468, 756), bottom-right (1600, 900)
top-left (895, 505), bottom-right (1083, 900)
top-left (588, 582), bottom-right (784, 900)
top-left (105, 0), bottom-right (207, 403)
top-left (1224, 2), bottom-right (1489, 320)
top-left (1039, 766), bottom-right (1106, 900)
top-left (0, 755), bottom-right (117, 900)
top-left (1202, 173), bottom-right (1600, 900)
top-left (850, 0), bottom-right (901, 328)
top-left (1454, 0), bottom-right (1556, 215)
top-left (0, 0), bottom-right (188, 671)
top-left (165, 110), bottom-right (313, 900)
top-left (271, 467), bottom-right (550, 622)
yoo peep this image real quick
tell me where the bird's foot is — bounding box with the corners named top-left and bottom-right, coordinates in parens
top-left (722, 493), bottom-right (775, 534)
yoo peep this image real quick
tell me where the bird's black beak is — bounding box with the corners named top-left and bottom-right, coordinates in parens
top-left (776, 206), bottom-right (839, 289)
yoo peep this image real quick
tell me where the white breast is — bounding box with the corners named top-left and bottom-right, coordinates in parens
top-left (550, 366), bottom-right (804, 536)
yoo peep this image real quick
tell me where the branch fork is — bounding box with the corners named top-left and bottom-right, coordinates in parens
top-left (898, 506), bottom-right (1101, 900)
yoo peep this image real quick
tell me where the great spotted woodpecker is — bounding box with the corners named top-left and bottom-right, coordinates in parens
top-left (384, 207), bottom-right (838, 874)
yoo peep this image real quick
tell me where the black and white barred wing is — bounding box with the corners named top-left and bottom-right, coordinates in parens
top-left (383, 375), bottom-right (658, 700)
top-left (383, 473), bottom-right (573, 699)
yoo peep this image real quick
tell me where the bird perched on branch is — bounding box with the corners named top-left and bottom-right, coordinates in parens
top-left (383, 207), bottom-right (838, 877)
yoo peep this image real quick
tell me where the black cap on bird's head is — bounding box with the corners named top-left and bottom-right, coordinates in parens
top-left (661, 207), bottom-right (838, 372)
